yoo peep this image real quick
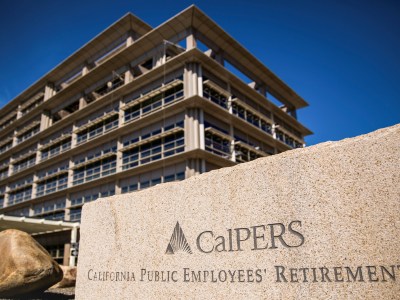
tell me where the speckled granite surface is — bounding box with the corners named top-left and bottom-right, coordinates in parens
top-left (76, 124), bottom-right (400, 299)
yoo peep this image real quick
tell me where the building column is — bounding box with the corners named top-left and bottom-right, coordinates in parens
top-left (115, 179), bottom-right (121, 195)
top-left (230, 125), bottom-right (236, 162)
top-left (199, 109), bottom-right (205, 150)
top-left (186, 29), bottom-right (197, 50)
top-left (65, 193), bottom-right (71, 221)
top-left (126, 30), bottom-right (139, 46)
top-left (32, 173), bottom-right (38, 199)
top-left (227, 83), bottom-right (233, 113)
top-left (185, 159), bottom-right (202, 178)
top-left (116, 138), bottom-right (123, 173)
top-left (69, 226), bottom-right (78, 267)
top-left (17, 105), bottom-right (22, 119)
top-left (79, 95), bottom-right (87, 110)
top-left (184, 108), bottom-right (202, 151)
top-left (124, 67), bottom-right (133, 84)
top-left (71, 123), bottom-right (78, 148)
top-left (12, 129), bottom-right (18, 147)
top-left (44, 83), bottom-right (55, 101)
top-left (82, 62), bottom-right (91, 76)
top-left (153, 46), bottom-right (165, 68)
top-left (4, 186), bottom-right (10, 207)
top-left (40, 110), bottom-right (51, 131)
top-left (67, 157), bottom-right (74, 188)
top-left (184, 62), bottom-right (202, 98)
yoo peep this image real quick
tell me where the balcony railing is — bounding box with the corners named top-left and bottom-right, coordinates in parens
top-left (121, 131), bottom-right (184, 171)
top-left (123, 80), bottom-right (184, 123)
top-left (76, 112), bottom-right (119, 145)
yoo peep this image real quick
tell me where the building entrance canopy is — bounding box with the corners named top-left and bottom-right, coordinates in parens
top-left (0, 214), bottom-right (79, 266)
top-left (0, 214), bottom-right (79, 235)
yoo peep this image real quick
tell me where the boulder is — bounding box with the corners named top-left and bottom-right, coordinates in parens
top-left (0, 229), bottom-right (63, 297)
top-left (51, 266), bottom-right (77, 288)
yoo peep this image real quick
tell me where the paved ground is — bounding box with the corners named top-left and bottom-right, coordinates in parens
top-left (0, 287), bottom-right (75, 300)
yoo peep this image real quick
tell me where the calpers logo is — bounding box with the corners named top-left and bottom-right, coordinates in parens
top-left (165, 222), bottom-right (193, 254)
top-left (165, 220), bottom-right (305, 255)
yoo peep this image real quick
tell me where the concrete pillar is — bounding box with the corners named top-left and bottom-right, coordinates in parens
top-left (230, 125), bottom-right (236, 162)
top-left (201, 159), bottom-right (206, 174)
top-left (9, 155), bottom-right (15, 175)
top-left (35, 147), bottom-right (41, 166)
top-left (185, 159), bottom-right (201, 178)
top-left (116, 138), bottom-right (123, 172)
top-left (65, 193), bottom-right (71, 221)
top-left (71, 123), bottom-right (78, 148)
top-left (40, 110), bottom-right (51, 131)
top-left (44, 83), bottom-right (55, 101)
top-left (199, 109), bottom-right (205, 150)
top-left (119, 98), bottom-right (125, 126)
top-left (227, 83), bottom-right (233, 113)
top-left (184, 109), bottom-right (193, 151)
top-left (193, 109), bottom-right (199, 150)
top-left (69, 227), bottom-right (78, 267)
top-left (17, 105), bottom-right (22, 119)
top-left (186, 30), bottom-right (197, 50)
top-left (12, 129), bottom-right (18, 146)
top-left (63, 244), bottom-right (71, 266)
top-left (79, 96), bottom-right (87, 109)
top-left (115, 179), bottom-right (121, 195)
top-left (126, 30), bottom-right (138, 46)
top-left (32, 173), bottom-right (38, 199)
top-left (271, 113), bottom-right (276, 140)
top-left (197, 64), bottom-right (203, 97)
top-left (82, 66), bottom-right (89, 76)
top-left (28, 204), bottom-right (34, 217)
top-left (4, 186), bottom-right (10, 207)
top-left (184, 108), bottom-right (201, 151)
top-left (67, 157), bottom-right (74, 188)
top-left (184, 63), bottom-right (200, 98)
top-left (124, 69), bottom-right (133, 84)
top-left (153, 47), bottom-right (165, 68)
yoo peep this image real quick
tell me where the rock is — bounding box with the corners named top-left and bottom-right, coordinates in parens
top-left (0, 229), bottom-right (63, 297)
top-left (76, 124), bottom-right (400, 299)
top-left (51, 266), bottom-right (77, 288)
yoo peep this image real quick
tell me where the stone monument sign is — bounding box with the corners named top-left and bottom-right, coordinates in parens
top-left (76, 124), bottom-right (400, 299)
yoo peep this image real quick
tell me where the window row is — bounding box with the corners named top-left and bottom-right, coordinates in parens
top-left (41, 139), bottom-right (71, 161)
top-left (77, 115), bottom-right (119, 144)
top-left (74, 145), bottom-right (117, 165)
top-left (17, 125), bottom-right (40, 144)
top-left (0, 141), bottom-right (12, 154)
top-left (232, 103), bottom-right (272, 135)
top-left (122, 132), bottom-right (184, 170)
top-left (121, 171), bottom-right (185, 194)
top-left (124, 84), bottom-right (184, 123)
top-left (34, 200), bottom-right (66, 216)
top-left (36, 174), bottom-right (68, 197)
top-left (8, 186), bottom-right (32, 206)
top-left (13, 155), bottom-right (36, 174)
top-left (202, 80), bottom-right (304, 148)
top-left (276, 130), bottom-right (303, 148)
top-left (73, 156), bottom-right (117, 186)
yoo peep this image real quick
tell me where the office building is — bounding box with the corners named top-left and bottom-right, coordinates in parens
top-left (0, 6), bottom-right (311, 265)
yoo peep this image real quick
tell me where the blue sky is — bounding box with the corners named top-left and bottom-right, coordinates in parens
top-left (0, 0), bottom-right (398, 145)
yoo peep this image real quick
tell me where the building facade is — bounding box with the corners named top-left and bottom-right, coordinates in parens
top-left (0, 6), bottom-right (311, 265)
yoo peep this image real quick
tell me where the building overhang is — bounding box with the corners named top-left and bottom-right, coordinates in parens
top-left (1, 5), bottom-right (309, 120)
top-left (0, 214), bottom-right (79, 236)
top-left (154, 5), bottom-right (309, 109)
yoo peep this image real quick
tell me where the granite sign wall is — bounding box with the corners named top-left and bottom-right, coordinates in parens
top-left (76, 124), bottom-right (400, 299)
